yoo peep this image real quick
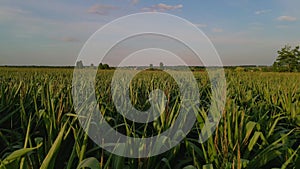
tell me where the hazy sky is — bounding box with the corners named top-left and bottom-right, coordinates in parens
top-left (0, 0), bottom-right (300, 66)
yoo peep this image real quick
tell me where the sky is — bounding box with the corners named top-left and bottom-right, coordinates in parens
top-left (0, 0), bottom-right (300, 66)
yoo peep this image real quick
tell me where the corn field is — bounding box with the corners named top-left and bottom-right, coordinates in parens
top-left (0, 67), bottom-right (300, 169)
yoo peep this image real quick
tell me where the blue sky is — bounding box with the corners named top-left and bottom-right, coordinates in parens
top-left (0, 0), bottom-right (299, 66)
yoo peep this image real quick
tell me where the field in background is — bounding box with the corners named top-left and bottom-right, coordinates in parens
top-left (0, 67), bottom-right (300, 169)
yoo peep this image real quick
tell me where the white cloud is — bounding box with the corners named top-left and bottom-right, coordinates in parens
top-left (254, 9), bottom-right (271, 15)
top-left (194, 23), bottom-right (207, 28)
top-left (0, 6), bottom-right (105, 42)
top-left (277, 15), bottom-right (297, 21)
top-left (212, 28), bottom-right (223, 33)
top-left (87, 4), bottom-right (117, 15)
top-left (156, 3), bottom-right (183, 10)
top-left (142, 3), bottom-right (183, 12)
top-left (0, 6), bottom-right (31, 21)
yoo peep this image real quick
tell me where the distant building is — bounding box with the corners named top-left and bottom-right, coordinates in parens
top-left (76, 60), bottom-right (83, 69)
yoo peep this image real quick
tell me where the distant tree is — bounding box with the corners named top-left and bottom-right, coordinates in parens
top-left (76, 60), bottom-right (83, 69)
top-left (98, 63), bottom-right (110, 69)
top-left (149, 64), bottom-right (153, 70)
top-left (273, 45), bottom-right (300, 72)
top-left (103, 64), bottom-right (110, 69)
top-left (159, 62), bottom-right (164, 70)
top-left (99, 63), bottom-right (103, 69)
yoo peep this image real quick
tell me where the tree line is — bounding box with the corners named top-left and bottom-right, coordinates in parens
top-left (76, 61), bottom-right (111, 69)
top-left (76, 45), bottom-right (300, 72)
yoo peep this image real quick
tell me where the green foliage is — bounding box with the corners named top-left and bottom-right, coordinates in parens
top-left (0, 68), bottom-right (299, 168)
top-left (77, 157), bottom-right (101, 169)
top-left (235, 67), bottom-right (245, 72)
top-left (98, 63), bottom-right (110, 70)
top-left (40, 122), bottom-right (68, 169)
top-left (273, 45), bottom-right (300, 72)
top-left (0, 143), bottom-right (42, 169)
